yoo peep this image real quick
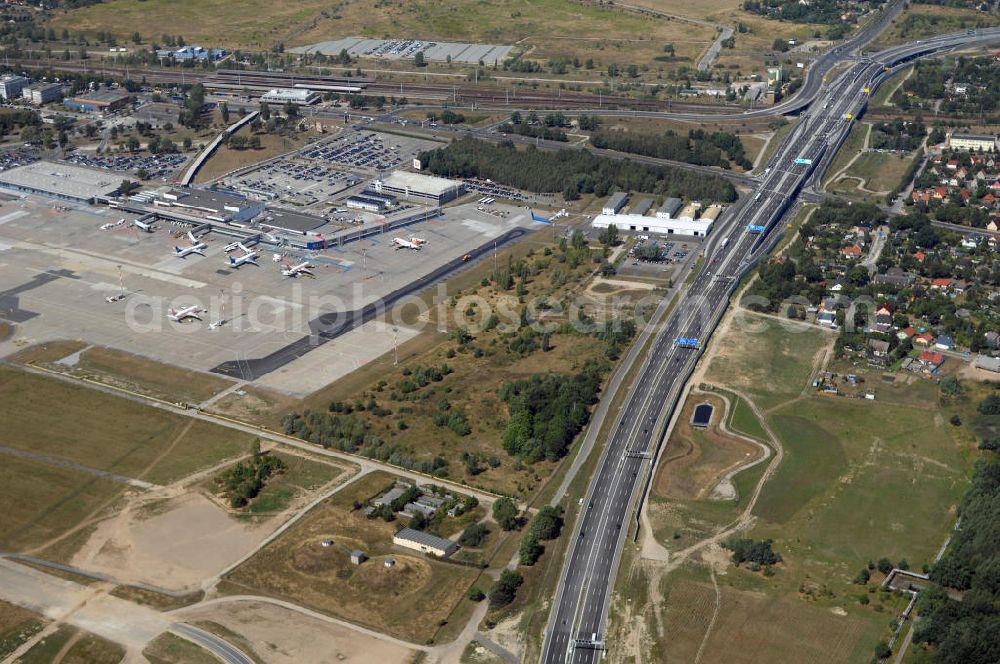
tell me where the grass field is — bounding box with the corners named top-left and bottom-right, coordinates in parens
top-left (143, 633), bottom-right (219, 664)
top-left (823, 121), bottom-right (869, 189)
top-left (629, 306), bottom-right (975, 662)
top-left (0, 367), bottom-right (252, 484)
top-left (0, 601), bottom-right (45, 661)
top-left (221, 471), bottom-right (484, 643)
top-left (58, 345), bottom-right (234, 404)
top-left (831, 149), bottom-right (917, 198)
top-left (13, 625), bottom-right (124, 664)
top-left (873, 5), bottom-right (1000, 48)
top-left (196, 127), bottom-right (321, 184)
top-left (0, 366), bottom-right (254, 554)
top-left (702, 314), bottom-right (829, 412)
top-left (754, 397), bottom-right (968, 567)
top-left (51, 0), bottom-right (717, 69)
top-left (659, 571), bottom-right (883, 664)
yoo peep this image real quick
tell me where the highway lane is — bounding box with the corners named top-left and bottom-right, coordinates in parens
top-left (540, 27), bottom-right (1000, 664)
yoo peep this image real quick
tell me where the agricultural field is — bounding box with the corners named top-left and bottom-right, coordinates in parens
top-left (220, 471), bottom-right (486, 644)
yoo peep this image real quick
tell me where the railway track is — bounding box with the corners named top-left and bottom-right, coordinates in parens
top-left (10, 58), bottom-right (747, 113)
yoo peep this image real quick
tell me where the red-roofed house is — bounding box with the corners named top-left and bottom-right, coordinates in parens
top-left (913, 250), bottom-right (926, 263)
top-left (842, 245), bottom-right (862, 258)
top-left (914, 332), bottom-right (936, 346)
top-left (919, 350), bottom-right (944, 368)
top-left (931, 278), bottom-right (953, 289)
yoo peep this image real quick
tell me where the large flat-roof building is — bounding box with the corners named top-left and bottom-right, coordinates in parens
top-left (949, 132), bottom-right (996, 152)
top-left (22, 82), bottom-right (63, 106)
top-left (373, 171), bottom-right (462, 205)
top-left (63, 89), bottom-right (133, 113)
top-left (0, 75), bottom-right (30, 100)
top-left (260, 88), bottom-right (320, 106)
top-left (0, 160), bottom-right (123, 203)
top-left (591, 209), bottom-right (717, 237)
top-left (393, 527), bottom-right (458, 557)
top-left (155, 188), bottom-right (264, 222)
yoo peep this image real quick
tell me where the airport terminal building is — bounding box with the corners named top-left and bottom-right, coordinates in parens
top-left (0, 161), bottom-right (123, 203)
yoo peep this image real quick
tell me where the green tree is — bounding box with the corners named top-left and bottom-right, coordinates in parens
top-left (414, 51), bottom-right (426, 67)
top-left (492, 497), bottom-right (519, 530)
top-left (488, 569), bottom-right (523, 607)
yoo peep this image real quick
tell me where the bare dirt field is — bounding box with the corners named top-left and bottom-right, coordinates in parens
top-left (71, 452), bottom-right (352, 591)
top-left (175, 599), bottom-right (417, 664)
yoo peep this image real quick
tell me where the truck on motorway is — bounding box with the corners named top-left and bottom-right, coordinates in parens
top-left (720, 237), bottom-right (730, 248)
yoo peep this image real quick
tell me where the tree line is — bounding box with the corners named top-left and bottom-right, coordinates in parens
top-left (416, 137), bottom-right (737, 203)
top-left (591, 128), bottom-right (753, 170)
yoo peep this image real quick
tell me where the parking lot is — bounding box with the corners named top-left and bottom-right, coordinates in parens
top-left (462, 178), bottom-right (530, 203)
top-left (0, 196), bottom-right (537, 396)
top-left (62, 152), bottom-right (188, 181)
top-left (292, 37), bottom-right (514, 65)
top-left (301, 131), bottom-right (439, 172)
top-left (220, 159), bottom-right (359, 208)
top-left (0, 148), bottom-right (39, 173)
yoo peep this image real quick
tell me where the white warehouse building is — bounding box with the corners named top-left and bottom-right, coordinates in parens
top-left (592, 202), bottom-right (724, 238)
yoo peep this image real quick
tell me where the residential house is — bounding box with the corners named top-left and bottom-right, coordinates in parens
top-left (935, 335), bottom-right (955, 351)
top-left (919, 350), bottom-right (945, 371)
top-left (841, 245), bottom-right (862, 259)
top-left (874, 267), bottom-right (912, 288)
top-left (914, 332), bottom-right (936, 346)
top-left (869, 339), bottom-right (890, 357)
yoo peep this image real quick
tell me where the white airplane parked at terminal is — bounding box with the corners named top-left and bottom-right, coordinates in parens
top-left (174, 242), bottom-right (207, 258)
top-left (99, 218), bottom-right (126, 231)
top-left (392, 237), bottom-right (422, 251)
top-left (228, 250), bottom-right (259, 268)
top-left (281, 261), bottom-right (315, 277)
top-left (168, 305), bottom-right (204, 322)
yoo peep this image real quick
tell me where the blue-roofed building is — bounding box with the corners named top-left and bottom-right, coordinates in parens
top-left (935, 335), bottom-right (955, 351)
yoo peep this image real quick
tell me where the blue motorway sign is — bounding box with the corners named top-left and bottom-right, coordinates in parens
top-left (746, 224), bottom-right (766, 233)
top-left (675, 337), bottom-right (700, 348)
